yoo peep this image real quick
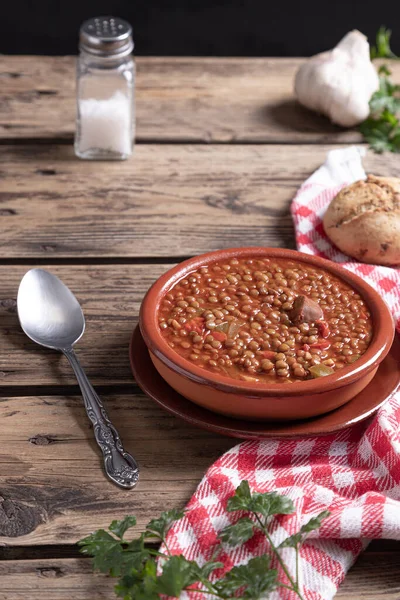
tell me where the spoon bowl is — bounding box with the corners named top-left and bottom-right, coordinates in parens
top-left (18, 269), bottom-right (85, 349)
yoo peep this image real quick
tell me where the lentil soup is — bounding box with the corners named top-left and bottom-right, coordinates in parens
top-left (158, 257), bottom-right (372, 384)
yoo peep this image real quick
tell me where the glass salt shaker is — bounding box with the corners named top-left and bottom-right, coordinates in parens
top-left (75, 16), bottom-right (135, 160)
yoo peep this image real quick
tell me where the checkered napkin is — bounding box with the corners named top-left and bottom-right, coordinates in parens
top-left (164, 147), bottom-right (400, 599)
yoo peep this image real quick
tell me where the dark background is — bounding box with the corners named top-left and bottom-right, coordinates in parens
top-left (2, 0), bottom-right (400, 56)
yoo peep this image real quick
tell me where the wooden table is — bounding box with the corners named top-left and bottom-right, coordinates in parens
top-left (0, 56), bottom-right (399, 599)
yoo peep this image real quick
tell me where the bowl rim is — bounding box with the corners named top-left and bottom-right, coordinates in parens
top-left (139, 247), bottom-right (394, 397)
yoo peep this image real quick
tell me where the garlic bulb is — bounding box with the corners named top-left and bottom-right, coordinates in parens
top-left (294, 30), bottom-right (379, 127)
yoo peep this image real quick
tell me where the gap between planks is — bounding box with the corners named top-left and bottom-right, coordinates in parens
top-left (0, 138), bottom-right (370, 147)
top-left (0, 554), bottom-right (399, 600)
top-left (0, 385), bottom-right (139, 398)
top-left (0, 539), bottom-right (398, 561)
top-left (0, 256), bottom-right (189, 267)
top-left (0, 542), bottom-right (159, 561)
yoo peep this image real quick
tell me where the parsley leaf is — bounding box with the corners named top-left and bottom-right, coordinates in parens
top-left (109, 515), bottom-right (137, 540)
top-left (369, 74), bottom-right (400, 116)
top-left (360, 112), bottom-right (400, 153)
top-left (279, 532), bottom-right (303, 549)
top-left (219, 517), bottom-right (255, 546)
top-left (215, 555), bottom-right (278, 599)
top-left (361, 26), bottom-right (400, 153)
top-left (378, 64), bottom-right (392, 76)
top-left (116, 580), bottom-right (159, 600)
top-left (193, 560), bottom-right (224, 579)
top-left (156, 555), bottom-right (198, 596)
top-left (78, 530), bottom-right (126, 575)
top-left (279, 510), bottom-right (331, 549)
top-left (145, 508), bottom-right (185, 540)
top-left (115, 560), bottom-right (159, 600)
top-left (300, 510), bottom-right (331, 533)
top-left (226, 480), bottom-right (253, 511)
top-left (253, 491), bottom-right (295, 517)
top-left (79, 527), bottom-right (150, 579)
top-left (227, 482), bottom-right (295, 518)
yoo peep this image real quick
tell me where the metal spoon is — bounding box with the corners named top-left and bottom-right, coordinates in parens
top-left (17, 268), bottom-right (139, 490)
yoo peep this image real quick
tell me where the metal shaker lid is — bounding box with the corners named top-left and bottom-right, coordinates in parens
top-left (80, 16), bottom-right (134, 57)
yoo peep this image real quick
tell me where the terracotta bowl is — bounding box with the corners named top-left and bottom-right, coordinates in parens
top-left (139, 248), bottom-right (394, 421)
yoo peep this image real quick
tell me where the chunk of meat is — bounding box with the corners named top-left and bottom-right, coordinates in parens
top-left (289, 295), bottom-right (323, 324)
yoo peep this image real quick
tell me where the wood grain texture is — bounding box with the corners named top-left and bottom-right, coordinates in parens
top-left (2, 144), bottom-right (400, 259)
top-left (0, 143), bottom-right (297, 258)
top-left (0, 393), bottom-right (232, 544)
top-left (0, 551), bottom-right (399, 599)
top-left (2, 56), bottom-right (400, 143)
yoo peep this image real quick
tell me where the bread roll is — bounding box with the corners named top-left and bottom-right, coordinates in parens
top-left (323, 174), bottom-right (400, 265)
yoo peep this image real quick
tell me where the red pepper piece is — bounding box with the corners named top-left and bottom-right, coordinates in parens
top-left (261, 350), bottom-right (276, 359)
top-left (213, 331), bottom-right (227, 342)
top-left (302, 344), bottom-right (310, 351)
top-left (316, 320), bottom-right (330, 339)
top-left (184, 317), bottom-right (205, 335)
top-left (310, 340), bottom-right (331, 350)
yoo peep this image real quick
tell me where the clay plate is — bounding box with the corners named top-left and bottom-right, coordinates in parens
top-left (130, 326), bottom-right (400, 439)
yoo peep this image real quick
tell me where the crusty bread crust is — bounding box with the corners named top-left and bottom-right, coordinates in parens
top-left (323, 174), bottom-right (400, 265)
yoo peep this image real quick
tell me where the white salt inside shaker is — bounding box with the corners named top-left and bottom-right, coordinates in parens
top-left (78, 92), bottom-right (132, 156)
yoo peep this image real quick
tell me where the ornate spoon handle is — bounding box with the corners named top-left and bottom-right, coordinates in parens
top-left (64, 348), bottom-right (139, 489)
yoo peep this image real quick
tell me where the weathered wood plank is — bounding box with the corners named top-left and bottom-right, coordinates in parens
top-left (0, 551), bottom-right (399, 599)
top-left (0, 143), bottom-right (297, 258)
top-left (0, 393), bottom-right (233, 544)
top-left (2, 56), bottom-right (400, 143)
top-left (0, 264), bottom-right (168, 386)
top-left (1, 144), bottom-right (400, 259)
top-left (0, 56), bottom-right (351, 143)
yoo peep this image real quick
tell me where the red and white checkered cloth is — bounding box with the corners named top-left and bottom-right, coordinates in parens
top-left (164, 147), bottom-right (400, 599)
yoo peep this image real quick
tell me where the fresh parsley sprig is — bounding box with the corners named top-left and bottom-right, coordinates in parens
top-left (370, 26), bottom-right (398, 60)
top-left (79, 480), bottom-right (329, 600)
top-left (360, 27), bottom-right (400, 153)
